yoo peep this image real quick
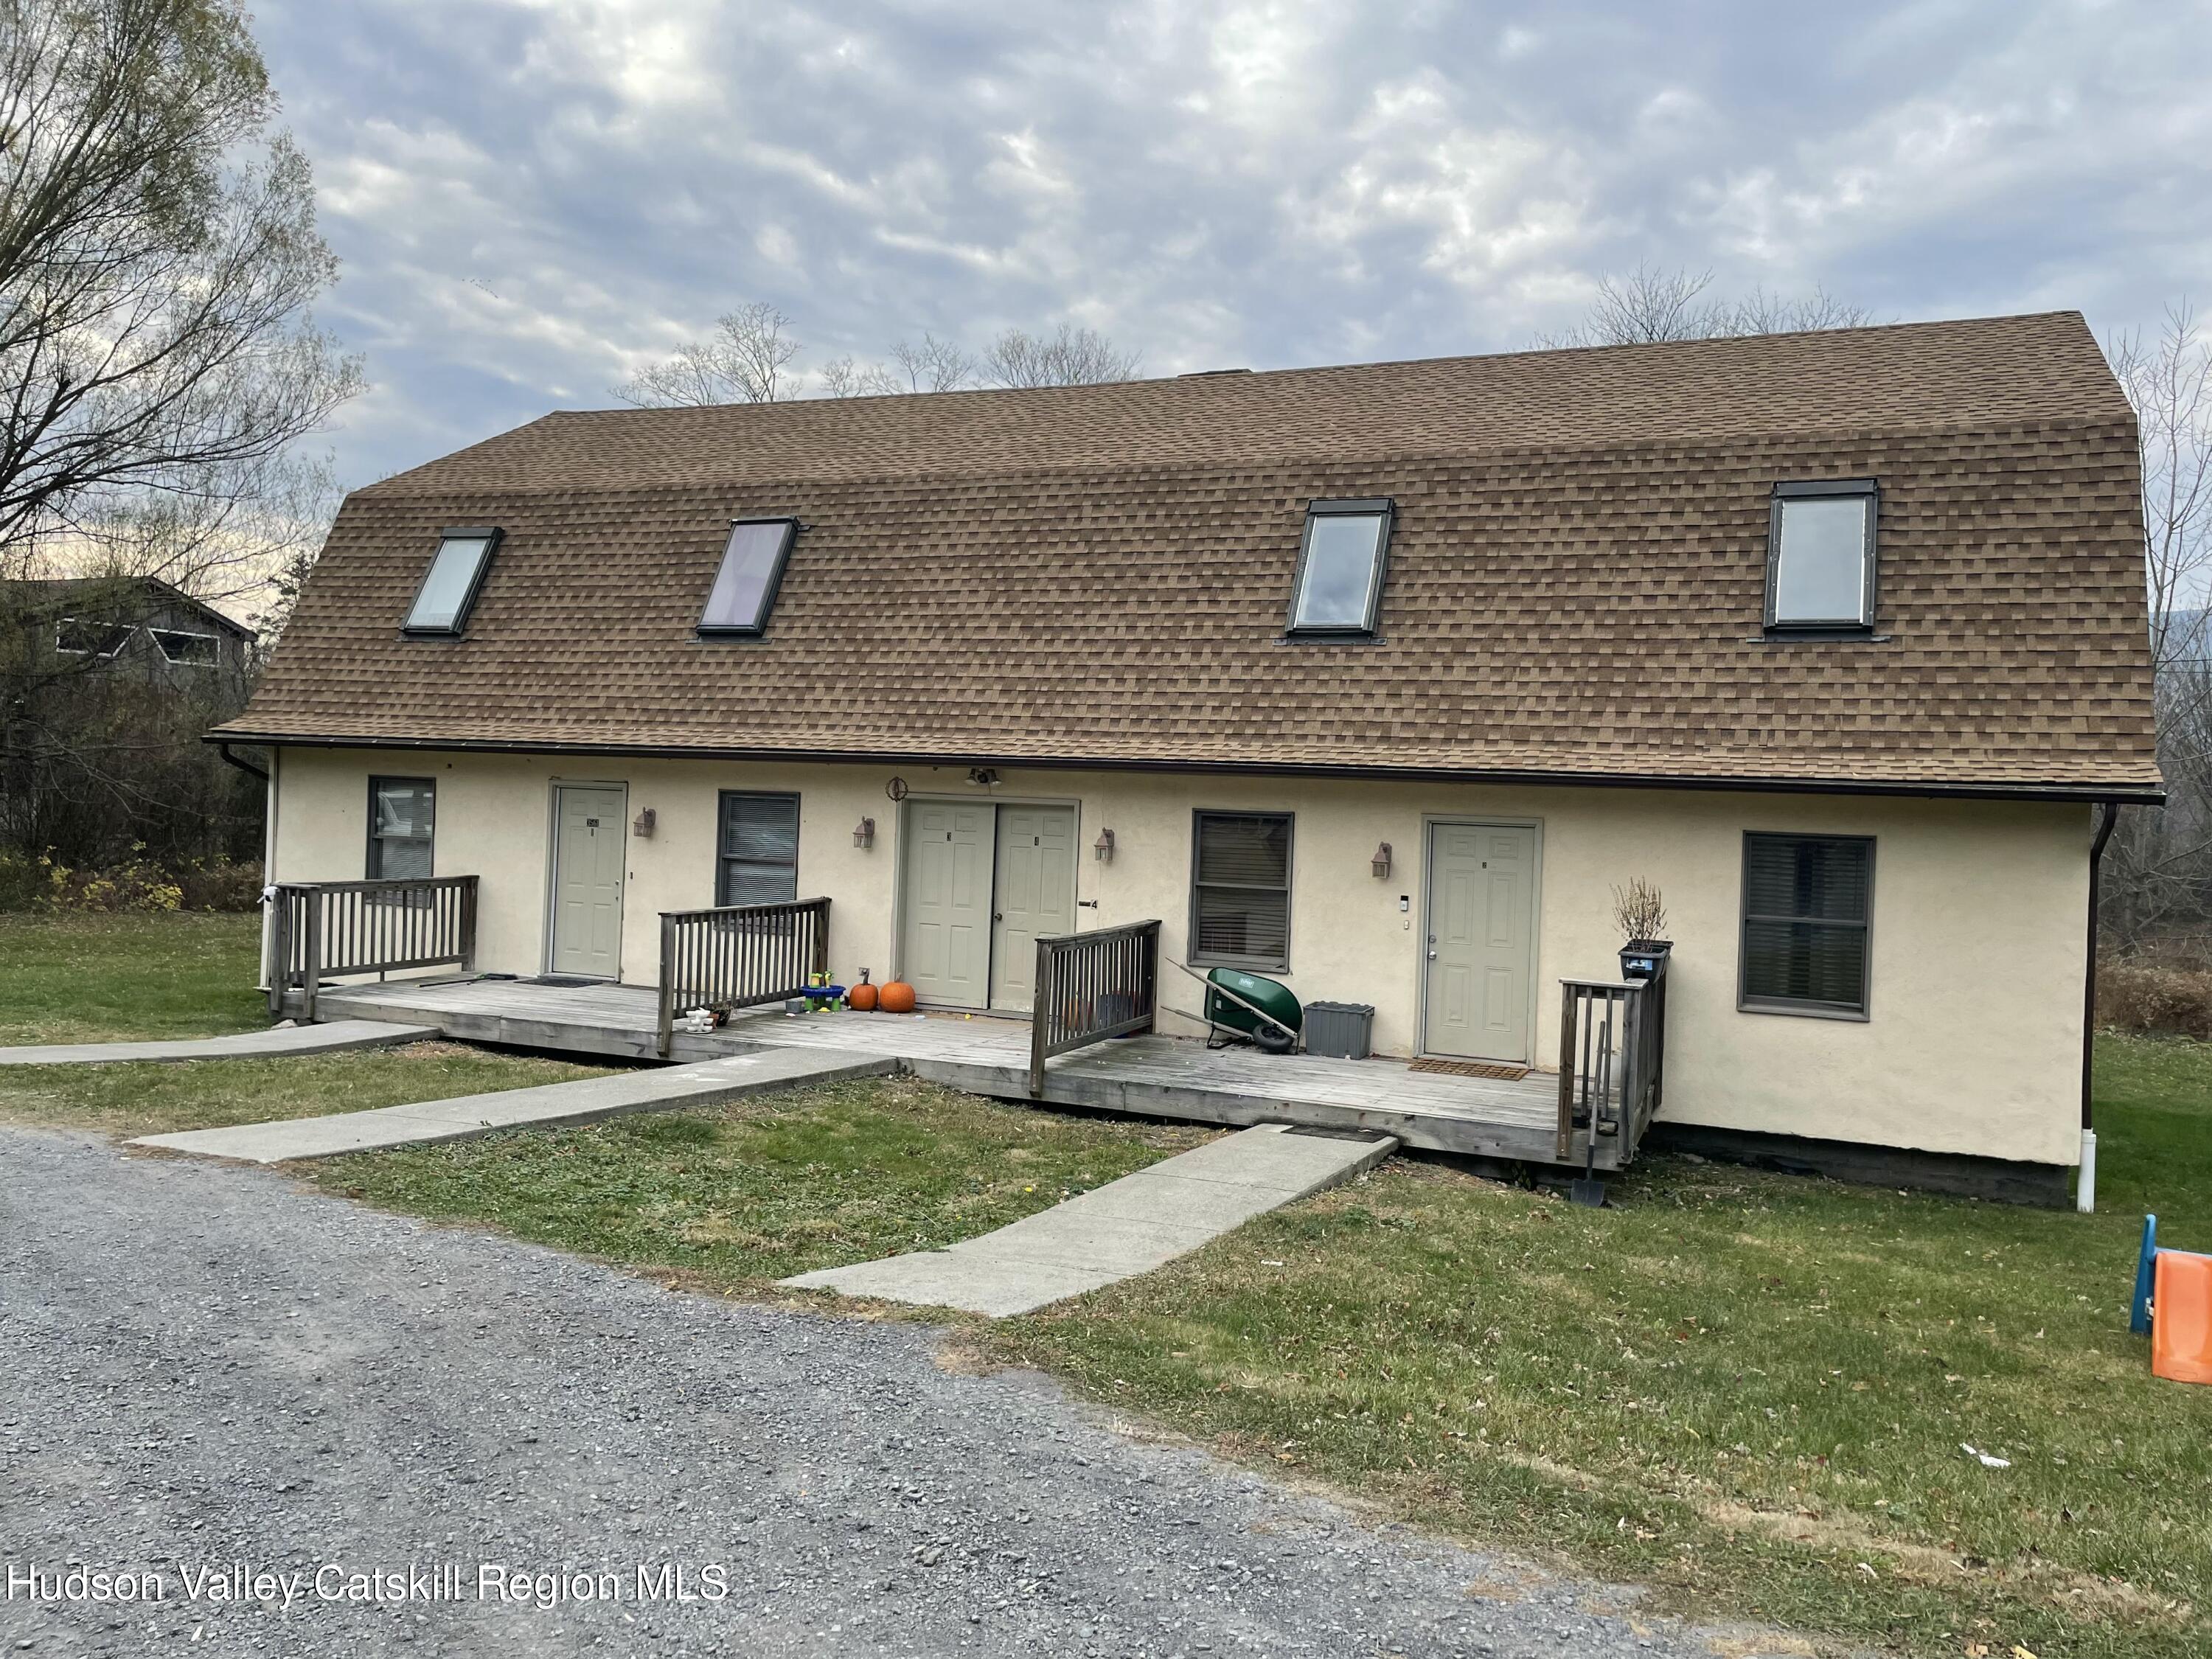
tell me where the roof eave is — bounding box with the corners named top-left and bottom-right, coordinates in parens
top-left (200, 728), bottom-right (2168, 808)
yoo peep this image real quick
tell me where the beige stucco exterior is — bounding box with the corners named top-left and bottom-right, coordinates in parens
top-left (268, 745), bottom-right (2093, 1168)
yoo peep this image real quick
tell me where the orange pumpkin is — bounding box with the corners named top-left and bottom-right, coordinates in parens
top-left (848, 981), bottom-right (879, 1012)
top-left (878, 980), bottom-right (917, 1015)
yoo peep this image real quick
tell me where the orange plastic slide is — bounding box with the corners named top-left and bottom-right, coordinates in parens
top-left (2152, 1249), bottom-right (2212, 1385)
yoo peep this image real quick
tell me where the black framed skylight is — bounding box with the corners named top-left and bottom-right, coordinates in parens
top-left (1766, 481), bottom-right (1877, 632)
top-left (1286, 498), bottom-right (1394, 637)
top-left (402, 527), bottom-right (502, 637)
top-left (698, 518), bottom-right (799, 637)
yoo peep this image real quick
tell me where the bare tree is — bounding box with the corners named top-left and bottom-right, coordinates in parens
top-left (2111, 304), bottom-right (2212, 678)
top-left (1535, 262), bottom-right (1879, 349)
top-left (2103, 303), bottom-right (2212, 954)
top-left (886, 333), bottom-right (979, 393)
top-left (814, 355), bottom-right (899, 400)
top-left (622, 310), bottom-right (1137, 403)
top-left (0, 0), bottom-right (360, 589)
top-left (983, 324), bottom-right (1141, 389)
top-left (0, 0), bottom-right (356, 872)
top-left (613, 302), bottom-right (803, 406)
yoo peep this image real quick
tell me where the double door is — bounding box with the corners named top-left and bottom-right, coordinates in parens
top-left (898, 801), bottom-right (1077, 1012)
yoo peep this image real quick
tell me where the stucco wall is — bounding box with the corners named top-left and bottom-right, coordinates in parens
top-left (270, 748), bottom-right (2091, 1166)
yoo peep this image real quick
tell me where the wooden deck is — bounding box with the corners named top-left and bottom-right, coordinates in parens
top-left (301, 975), bottom-right (1614, 1169)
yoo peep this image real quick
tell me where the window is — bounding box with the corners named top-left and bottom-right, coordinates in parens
top-left (1189, 812), bottom-right (1293, 970)
top-left (699, 518), bottom-right (799, 636)
top-left (148, 627), bottom-right (218, 667)
top-left (1286, 498), bottom-right (1393, 636)
top-left (717, 791), bottom-right (799, 906)
top-left (367, 777), bottom-right (437, 880)
top-left (1739, 832), bottom-right (1873, 1018)
top-left (55, 617), bottom-right (131, 658)
top-left (403, 528), bottom-right (501, 636)
top-left (1767, 480), bottom-right (1877, 630)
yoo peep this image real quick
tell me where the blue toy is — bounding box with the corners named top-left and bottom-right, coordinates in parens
top-left (2133, 1214), bottom-right (2158, 1336)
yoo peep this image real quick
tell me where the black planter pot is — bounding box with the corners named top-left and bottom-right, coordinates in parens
top-left (1619, 939), bottom-right (1672, 981)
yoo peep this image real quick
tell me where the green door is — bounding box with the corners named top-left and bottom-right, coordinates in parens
top-left (900, 801), bottom-right (994, 1008)
top-left (551, 785), bottom-right (626, 979)
top-left (990, 805), bottom-right (1076, 1012)
top-left (1423, 821), bottom-right (1534, 1062)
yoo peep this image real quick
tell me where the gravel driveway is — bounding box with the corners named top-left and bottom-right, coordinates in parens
top-left (1, 1127), bottom-right (1772, 1658)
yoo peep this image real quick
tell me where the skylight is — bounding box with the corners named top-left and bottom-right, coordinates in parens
top-left (699, 518), bottom-right (799, 636)
top-left (403, 528), bottom-right (501, 636)
top-left (1287, 498), bottom-right (1394, 636)
top-left (1767, 481), bottom-right (1877, 631)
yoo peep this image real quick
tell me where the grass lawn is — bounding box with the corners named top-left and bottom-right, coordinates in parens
top-left (305, 1074), bottom-right (1213, 1290)
top-left (0, 911), bottom-right (611, 1136)
top-left (968, 1034), bottom-right (2212, 1659)
top-left (11, 913), bottom-right (2208, 1655)
top-left (0, 911), bottom-right (266, 1043)
top-left (0, 1043), bottom-right (610, 1137)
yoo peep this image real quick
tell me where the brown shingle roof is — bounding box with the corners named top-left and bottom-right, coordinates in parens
top-left (222, 310), bottom-right (2163, 799)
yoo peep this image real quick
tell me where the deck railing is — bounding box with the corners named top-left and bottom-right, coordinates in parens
top-left (1029, 919), bottom-right (1161, 1095)
top-left (1554, 961), bottom-right (1668, 1166)
top-left (657, 896), bottom-right (830, 1057)
top-left (268, 877), bottom-right (479, 1021)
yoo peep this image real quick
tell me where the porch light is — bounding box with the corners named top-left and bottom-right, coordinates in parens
top-left (1371, 841), bottom-right (1392, 879)
top-left (631, 807), bottom-right (656, 839)
top-left (853, 815), bottom-right (875, 850)
top-left (1093, 827), bottom-right (1116, 863)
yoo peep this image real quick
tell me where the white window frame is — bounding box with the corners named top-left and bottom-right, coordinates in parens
top-left (148, 627), bottom-right (219, 667)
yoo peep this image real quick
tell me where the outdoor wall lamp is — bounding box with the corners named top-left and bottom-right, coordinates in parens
top-left (853, 816), bottom-right (875, 850)
top-left (1093, 827), bottom-right (1116, 863)
top-left (1371, 841), bottom-right (1392, 879)
top-left (631, 807), bottom-right (656, 839)
top-left (967, 767), bottom-right (1000, 787)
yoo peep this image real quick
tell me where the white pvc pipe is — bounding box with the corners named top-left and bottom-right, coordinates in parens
top-left (2077, 1127), bottom-right (2098, 1214)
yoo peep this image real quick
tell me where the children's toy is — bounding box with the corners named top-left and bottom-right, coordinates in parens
top-left (2132, 1214), bottom-right (2212, 1386)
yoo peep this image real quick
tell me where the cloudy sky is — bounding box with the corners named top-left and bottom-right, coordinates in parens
top-left (257, 0), bottom-right (2212, 492)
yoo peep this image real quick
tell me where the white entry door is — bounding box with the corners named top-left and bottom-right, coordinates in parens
top-left (989, 805), bottom-right (1077, 1012)
top-left (550, 785), bottom-right (626, 979)
top-left (900, 801), bottom-right (995, 1008)
top-left (1423, 821), bottom-right (1535, 1062)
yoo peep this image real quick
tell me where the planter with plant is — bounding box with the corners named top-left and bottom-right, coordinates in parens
top-left (1611, 877), bottom-right (1671, 981)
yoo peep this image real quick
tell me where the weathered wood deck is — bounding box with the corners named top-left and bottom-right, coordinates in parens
top-left (300, 976), bottom-right (1613, 1169)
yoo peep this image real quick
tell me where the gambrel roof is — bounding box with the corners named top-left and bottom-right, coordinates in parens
top-left (220, 310), bottom-right (2162, 801)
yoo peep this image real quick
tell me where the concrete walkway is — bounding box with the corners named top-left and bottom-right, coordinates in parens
top-left (782, 1122), bottom-right (1397, 1316)
top-left (131, 1047), bottom-right (895, 1163)
top-left (0, 1018), bottom-right (439, 1066)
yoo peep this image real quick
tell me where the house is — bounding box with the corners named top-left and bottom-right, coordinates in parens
top-left (214, 312), bottom-right (2161, 1203)
top-left (13, 575), bottom-right (257, 686)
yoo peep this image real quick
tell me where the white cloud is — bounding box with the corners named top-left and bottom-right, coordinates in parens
top-left (257, 0), bottom-right (2212, 490)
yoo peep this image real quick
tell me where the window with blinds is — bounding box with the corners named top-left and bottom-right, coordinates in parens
top-left (367, 777), bottom-right (435, 881)
top-left (717, 792), bottom-right (799, 907)
top-left (1189, 812), bottom-right (1293, 970)
top-left (1739, 832), bottom-right (1873, 1017)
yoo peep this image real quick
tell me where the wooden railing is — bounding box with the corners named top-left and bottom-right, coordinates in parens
top-left (657, 896), bottom-right (830, 1057)
top-left (1554, 961), bottom-right (1668, 1167)
top-left (268, 877), bottom-right (479, 1020)
top-left (1029, 919), bottom-right (1161, 1095)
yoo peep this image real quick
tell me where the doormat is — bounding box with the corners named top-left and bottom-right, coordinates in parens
top-left (529, 975), bottom-right (602, 988)
top-left (1408, 1058), bottom-right (1529, 1082)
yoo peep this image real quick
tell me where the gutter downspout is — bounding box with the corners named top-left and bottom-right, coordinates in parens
top-left (2079, 800), bottom-right (2121, 1214)
top-left (215, 740), bottom-right (269, 782)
